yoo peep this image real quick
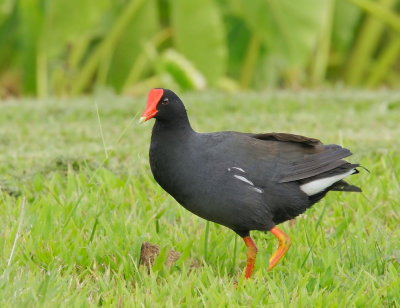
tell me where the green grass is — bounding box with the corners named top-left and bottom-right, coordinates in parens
top-left (1, 90), bottom-right (400, 307)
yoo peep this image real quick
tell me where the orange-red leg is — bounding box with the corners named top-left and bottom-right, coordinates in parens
top-left (268, 227), bottom-right (291, 271)
top-left (243, 236), bottom-right (258, 279)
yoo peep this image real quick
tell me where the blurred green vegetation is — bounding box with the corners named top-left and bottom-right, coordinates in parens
top-left (1, 0), bottom-right (400, 98)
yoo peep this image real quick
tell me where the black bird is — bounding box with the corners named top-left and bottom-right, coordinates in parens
top-left (140, 88), bottom-right (361, 278)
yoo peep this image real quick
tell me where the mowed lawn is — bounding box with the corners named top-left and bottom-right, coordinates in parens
top-left (0, 91), bottom-right (399, 307)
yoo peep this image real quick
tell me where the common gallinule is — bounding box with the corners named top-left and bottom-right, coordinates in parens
top-left (140, 88), bottom-right (361, 279)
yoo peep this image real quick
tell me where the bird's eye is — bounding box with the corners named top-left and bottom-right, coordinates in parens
top-left (161, 98), bottom-right (169, 105)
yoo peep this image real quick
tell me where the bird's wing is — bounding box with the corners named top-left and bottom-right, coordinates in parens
top-left (252, 132), bottom-right (321, 146)
top-left (249, 132), bottom-right (353, 183)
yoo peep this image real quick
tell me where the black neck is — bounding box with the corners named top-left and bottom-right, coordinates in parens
top-left (153, 111), bottom-right (194, 133)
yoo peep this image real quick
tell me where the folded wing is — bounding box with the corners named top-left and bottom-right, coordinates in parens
top-left (251, 132), bottom-right (359, 190)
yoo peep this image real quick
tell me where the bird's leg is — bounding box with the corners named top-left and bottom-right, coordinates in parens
top-left (243, 236), bottom-right (258, 279)
top-left (268, 227), bottom-right (291, 271)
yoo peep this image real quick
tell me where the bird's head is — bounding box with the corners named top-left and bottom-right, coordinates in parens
top-left (139, 88), bottom-right (185, 123)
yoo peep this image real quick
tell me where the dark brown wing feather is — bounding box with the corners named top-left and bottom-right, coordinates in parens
top-left (252, 132), bottom-right (321, 146)
top-left (278, 145), bottom-right (353, 183)
top-left (251, 132), bottom-right (354, 183)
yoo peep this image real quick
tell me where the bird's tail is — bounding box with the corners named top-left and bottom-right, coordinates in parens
top-left (329, 179), bottom-right (362, 192)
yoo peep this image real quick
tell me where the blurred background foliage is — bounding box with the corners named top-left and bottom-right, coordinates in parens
top-left (0, 0), bottom-right (400, 98)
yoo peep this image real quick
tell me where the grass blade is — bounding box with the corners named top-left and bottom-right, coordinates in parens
top-left (7, 197), bottom-right (25, 266)
top-left (204, 221), bottom-right (210, 262)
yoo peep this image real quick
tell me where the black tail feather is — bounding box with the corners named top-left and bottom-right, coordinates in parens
top-left (329, 179), bottom-right (362, 192)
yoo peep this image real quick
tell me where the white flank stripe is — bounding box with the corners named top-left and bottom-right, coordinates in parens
top-left (233, 175), bottom-right (254, 186)
top-left (253, 187), bottom-right (264, 194)
top-left (231, 167), bottom-right (245, 173)
top-left (300, 169), bottom-right (355, 196)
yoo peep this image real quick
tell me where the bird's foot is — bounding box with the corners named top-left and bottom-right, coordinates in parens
top-left (268, 227), bottom-right (291, 271)
top-left (243, 236), bottom-right (258, 279)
